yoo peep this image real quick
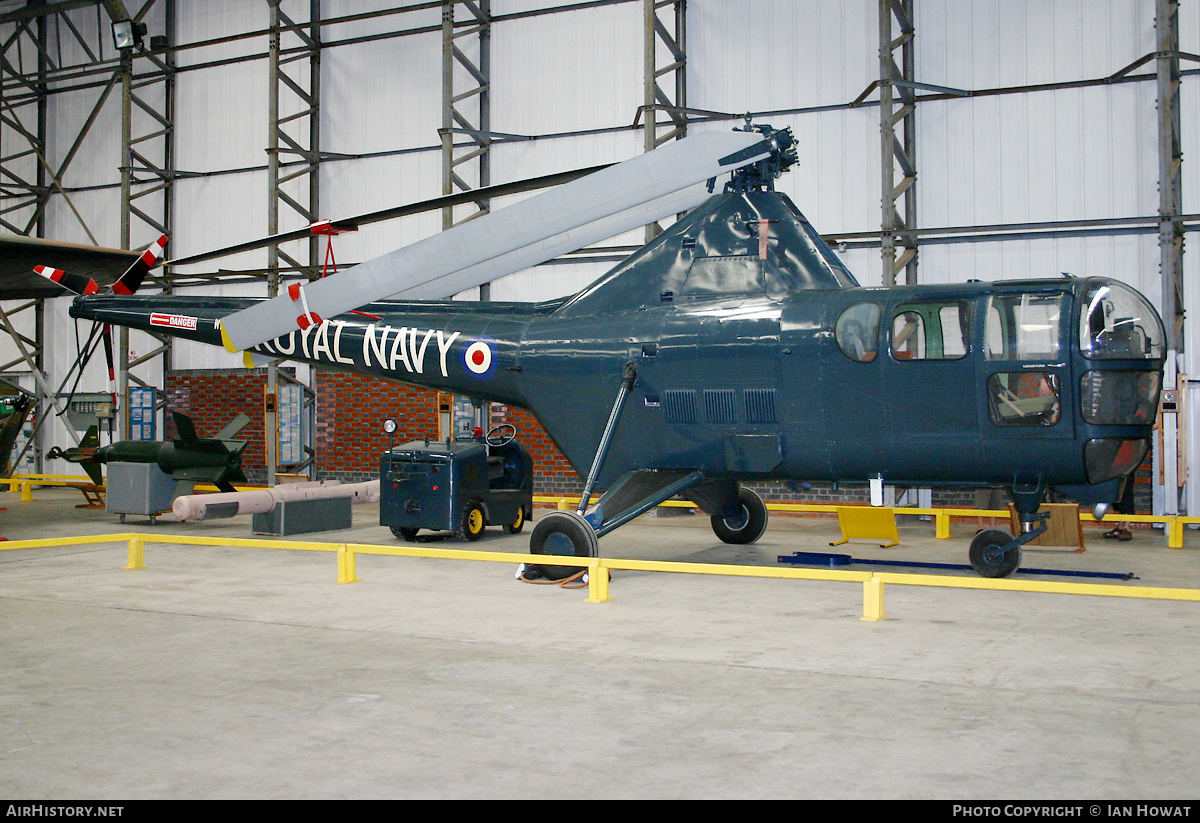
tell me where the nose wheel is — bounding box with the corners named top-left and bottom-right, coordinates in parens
top-left (969, 529), bottom-right (1022, 578)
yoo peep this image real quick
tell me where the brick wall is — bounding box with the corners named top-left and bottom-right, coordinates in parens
top-left (164, 370), bottom-right (269, 482)
top-left (312, 371), bottom-right (585, 490)
top-left (162, 369), bottom-right (1156, 512)
top-left (314, 371), bottom-right (438, 481)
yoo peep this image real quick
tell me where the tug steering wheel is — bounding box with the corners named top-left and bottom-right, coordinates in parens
top-left (485, 423), bottom-right (517, 448)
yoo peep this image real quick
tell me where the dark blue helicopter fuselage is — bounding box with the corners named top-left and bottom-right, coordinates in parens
top-left (71, 189), bottom-right (1164, 508)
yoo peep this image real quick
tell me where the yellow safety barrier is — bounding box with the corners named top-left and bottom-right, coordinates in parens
top-left (2, 531), bottom-right (1199, 621)
top-left (3, 474), bottom-right (100, 505)
top-left (532, 496), bottom-right (1200, 549)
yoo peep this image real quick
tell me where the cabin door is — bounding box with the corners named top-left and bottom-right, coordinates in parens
top-left (882, 298), bottom-right (982, 478)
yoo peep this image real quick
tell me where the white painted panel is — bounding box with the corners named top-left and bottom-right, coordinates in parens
top-left (917, 234), bottom-right (1160, 296)
top-left (168, 282), bottom-right (269, 371)
top-left (688, 0), bottom-right (876, 111)
top-left (918, 83), bottom-right (1156, 230)
top-left (488, 261), bottom-right (612, 304)
top-left (174, 62), bottom-right (267, 176)
top-left (917, 0), bottom-right (1151, 90)
top-left (169, 171), bottom-right (269, 278)
top-left (174, 0), bottom-right (268, 65)
top-left (320, 28), bottom-right (441, 156)
top-left (490, 2), bottom-right (641, 135)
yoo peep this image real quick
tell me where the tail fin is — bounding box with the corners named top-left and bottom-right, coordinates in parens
top-left (80, 457), bottom-right (103, 486)
top-left (171, 410), bottom-right (198, 444)
top-left (214, 413), bottom-right (251, 442)
top-left (79, 425), bottom-right (99, 450)
top-left (33, 234), bottom-right (166, 297)
top-left (112, 234), bottom-right (167, 295)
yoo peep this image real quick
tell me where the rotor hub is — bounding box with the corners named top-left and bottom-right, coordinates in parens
top-left (724, 123), bottom-right (798, 193)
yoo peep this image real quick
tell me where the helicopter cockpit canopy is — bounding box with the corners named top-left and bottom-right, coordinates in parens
top-left (1080, 280), bottom-right (1165, 360)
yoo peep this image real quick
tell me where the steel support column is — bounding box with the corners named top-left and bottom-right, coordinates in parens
top-left (441, 0), bottom-right (492, 299)
top-left (116, 0), bottom-right (175, 441)
top-left (266, 0), bottom-right (321, 483)
top-left (1156, 0), bottom-right (1184, 516)
top-left (879, 0), bottom-right (917, 286)
top-left (1157, 0), bottom-right (1184, 352)
top-left (642, 0), bottom-right (686, 241)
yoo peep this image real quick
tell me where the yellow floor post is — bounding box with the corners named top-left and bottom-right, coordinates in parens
top-left (862, 575), bottom-right (887, 621)
top-left (585, 561), bottom-right (612, 603)
top-left (1169, 518), bottom-right (1185, 549)
top-left (935, 511), bottom-right (951, 539)
top-left (337, 545), bottom-right (359, 583)
top-left (123, 536), bottom-right (146, 570)
top-left (20, 481), bottom-right (32, 502)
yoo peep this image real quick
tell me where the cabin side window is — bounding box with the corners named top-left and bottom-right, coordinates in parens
top-left (890, 301), bottom-right (969, 361)
top-left (988, 372), bottom-right (1061, 427)
top-left (985, 293), bottom-right (1064, 361)
top-left (834, 302), bottom-right (881, 362)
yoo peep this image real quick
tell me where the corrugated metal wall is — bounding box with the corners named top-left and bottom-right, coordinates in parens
top-left (3, 0), bottom-right (1196, 507)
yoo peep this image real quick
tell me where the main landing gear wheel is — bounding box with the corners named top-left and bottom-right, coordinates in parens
top-left (527, 509), bottom-right (598, 580)
top-left (504, 505), bottom-right (527, 535)
top-left (710, 487), bottom-right (768, 545)
top-left (460, 502), bottom-right (486, 542)
top-left (969, 529), bottom-right (1022, 578)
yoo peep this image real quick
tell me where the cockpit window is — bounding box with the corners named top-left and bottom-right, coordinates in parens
top-left (986, 293), bottom-right (1064, 361)
top-left (1080, 282), bottom-right (1165, 360)
top-left (835, 302), bottom-right (881, 362)
top-left (891, 301), bottom-right (969, 361)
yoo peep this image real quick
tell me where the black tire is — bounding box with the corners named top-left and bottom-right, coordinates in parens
top-left (710, 487), bottom-right (768, 545)
top-left (503, 505), bottom-right (527, 535)
top-left (969, 529), bottom-right (1022, 578)
top-left (527, 510), bottom-right (598, 580)
top-left (390, 526), bottom-right (418, 541)
top-left (460, 502), bottom-right (486, 542)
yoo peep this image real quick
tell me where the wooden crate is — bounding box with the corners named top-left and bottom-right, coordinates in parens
top-left (1009, 502), bottom-right (1086, 552)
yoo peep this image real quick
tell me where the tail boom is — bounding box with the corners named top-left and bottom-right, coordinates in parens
top-left (70, 294), bottom-right (534, 407)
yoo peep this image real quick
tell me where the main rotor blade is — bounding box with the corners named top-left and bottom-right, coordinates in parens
top-left (164, 164), bottom-right (611, 269)
top-left (218, 129), bottom-right (773, 352)
top-left (392, 184), bottom-right (710, 300)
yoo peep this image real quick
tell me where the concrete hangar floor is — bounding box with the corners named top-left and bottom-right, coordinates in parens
top-left (0, 487), bottom-right (1198, 800)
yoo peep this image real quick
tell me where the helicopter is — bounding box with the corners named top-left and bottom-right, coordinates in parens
top-left (58, 123), bottom-right (1165, 579)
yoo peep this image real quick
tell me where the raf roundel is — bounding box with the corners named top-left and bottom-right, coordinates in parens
top-left (463, 339), bottom-right (495, 378)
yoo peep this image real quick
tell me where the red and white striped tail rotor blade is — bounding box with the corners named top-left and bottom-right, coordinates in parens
top-left (112, 234), bottom-right (167, 295)
top-left (33, 265), bottom-right (99, 296)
